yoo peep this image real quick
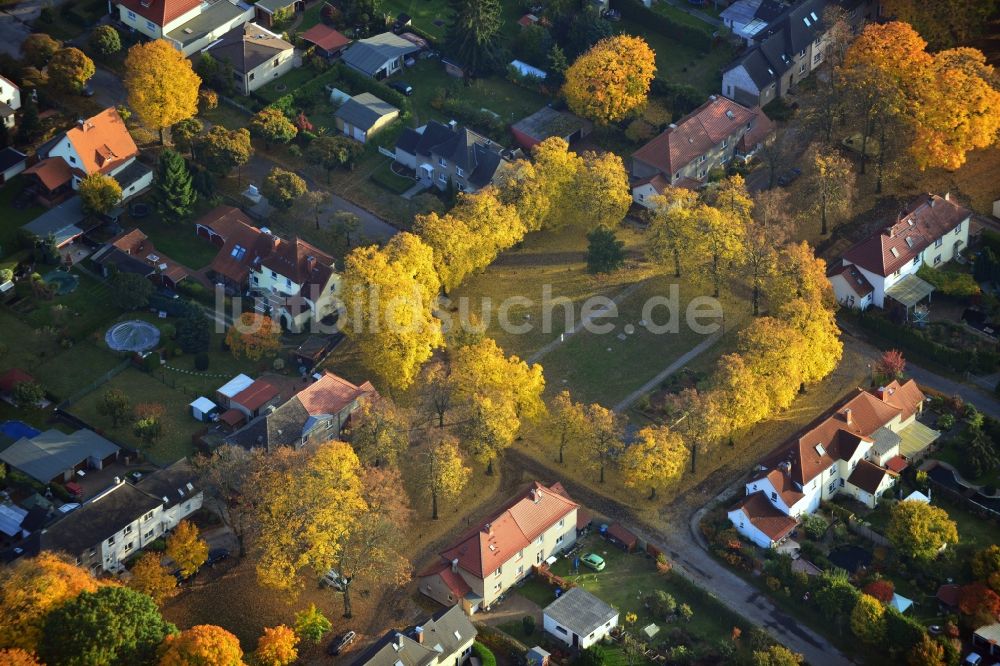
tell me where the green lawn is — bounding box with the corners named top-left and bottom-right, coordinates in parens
top-left (381, 0), bottom-right (451, 39)
top-left (0, 177), bottom-right (45, 257)
top-left (15, 270), bottom-right (120, 342)
top-left (650, 2), bottom-right (716, 34)
top-left (34, 341), bottom-right (125, 403)
top-left (255, 66), bottom-right (325, 104)
top-left (620, 19), bottom-right (734, 97)
top-left (128, 202), bottom-right (223, 270)
top-left (514, 534), bottom-right (750, 655)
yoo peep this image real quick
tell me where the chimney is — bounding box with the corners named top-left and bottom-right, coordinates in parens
top-left (414, 626), bottom-right (424, 644)
top-left (306, 255), bottom-right (316, 272)
top-left (114, 476), bottom-right (121, 485)
top-left (448, 119), bottom-right (458, 130)
top-left (944, 192), bottom-right (950, 201)
top-left (484, 522), bottom-right (492, 536)
top-left (709, 94), bottom-right (717, 100)
top-left (876, 386), bottom-right (886, 400)
top-left (451, 558), bottom-right (459, 573)
top-left (668, 123), bottom-right (677, 129)
top-left (843, 408), bottom-right (852, 425)
top-left (930, 196), bottom-right (936, 207)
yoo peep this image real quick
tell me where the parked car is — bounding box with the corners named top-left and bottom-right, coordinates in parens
top-left (777, 168), bottom-right (802, 187)
top-left (928, 625), bottom-right (942, 636)
top-left (206, 548), bottom-right (230, 567)
top-left (964, 653), bottom-right (982, 666)
top-left (327, 631), bottom-right (356, 655)
top-left (80, 84), bottom-right (94, 97)
top-left (387, 81), bottom-right (413, 96)
top-left (581, 553), bottom-right (606, 571)
top-left (58, 503), bottom-right (80, 514)
top-left (320, 568), bottom-right (347, 590)
top-left (602, 9), bottom-right (621, 20)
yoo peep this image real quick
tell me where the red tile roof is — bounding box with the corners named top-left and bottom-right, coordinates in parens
top-left (105, 228), bottom-right (189, 284)
top-left (438, 482), bottom-right (578, 579)
top-left (218, 408), bottom-right (246, 428)
top-left (847, 459), bottom-right (894, 495)
top-left (23, 158), bottom-right (72, 191)
top-left (731, 491), bottom-right (798, 542)
top-left (301, 24), bottom-right (350, 52)
top-left (0, 368), bottom-right (35, 393)
top-left (64, 108), bottom-right (138, 177)
top-left (296, 372), bottom-right (375, 416)
top-left (884, 455), bottom-right (909, 473)
top-left (633, 173), bottom-right (670, 196)
top-left (830, 262), bottom-right (874, 298)
top-left (632, 96), bottom-right (769, 176)
top-left (115, 0), bottom-right (200, 27)
top-left (749, 468), bottom-right (805, 506)
top-left (438, 565), bottom-right (472, 598)
top-left (843, 194), bottom-right (972, 278)
top-left (606, 523), bottom-right (638, 549)
top-left (261, 237), bottom-right (335, 292)
top-left (231, 380), bottom-right (279, 412)
top-left (760, 381), bottom-right (924, 487)
top-left (878, 379), bottom-right (924, 421)
top-left (198, 206), bottom-right (273, 285)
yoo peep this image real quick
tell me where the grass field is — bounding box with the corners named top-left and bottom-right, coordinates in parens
top-left (621, 19), bottom-right (734, 97)
top-left (130, 202), bottom-right (226, 271)
top-left (649, 3), bottom-right (716, 34)
top-left (0, 178), bottom-right (45, 255)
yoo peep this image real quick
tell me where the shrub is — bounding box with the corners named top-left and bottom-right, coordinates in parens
top-left (763, 97), bottom-right (794, 122)
top-left (917, 265), bottom-right (980, 298)
top-left (194, 352), bottom-right (210, 371)
top-left (938, 413), bottom-right (955, 429)
top-left (521, 615), bottom-right (535, 636)
top-left (142, 352), bottom-right (161, 374)
top-left (616, 0), bottom-right (712, 51)
top-left (472, 642), bottom-right (496, 666)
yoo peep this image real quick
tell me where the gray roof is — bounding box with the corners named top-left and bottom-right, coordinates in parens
top-left (22, 197), bottom-right (85, 245)
top-left (0, 147), bottom-right (26, 172)
top-left (203, 22), bottom-right (293, 74)
top-left (114, 159), bottom-right (154, 192)
top-left (341, 32), bottom-right (419, 76)
top-left (226, 397), bottom-right (310, 449)
top-left (40, 481), bottom-right (161, 557)
top-left (724, 0), bottom-right (829, 86)
top-left (396, 120), bottom-right (507, 187)
top-left (512, 106), bottom-right (591, 143)
top-left (0, 429), bottom-right (119, 484)
top-left (352, 605), bottom-right (476, 666)
top-left (335, 93), bottom-right (399, 131)
top-left (255, 0), bottom-right (295, 12)
top-left (543, 588), bottom-right (618, 637)
top-left (871, 426), bottom-right (902, 456)
top-left (135, 460), bottom-right (199, 510)
top-left (167, 0), bottom-right (252, 48)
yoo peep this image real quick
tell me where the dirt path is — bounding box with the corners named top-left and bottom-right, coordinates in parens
top-left (612, 330), bottom-right (723, 412)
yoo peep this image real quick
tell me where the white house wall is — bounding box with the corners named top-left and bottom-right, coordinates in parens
top-left (543, 612), bottom-right (618, 650)
top-left (727, 508), bottom-right (777, 549)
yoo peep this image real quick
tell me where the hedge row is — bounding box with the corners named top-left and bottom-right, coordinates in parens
top-left (617, 0), bottom-right (714, 52)
top-left (331, 63), bottom-right (412, 115)
top-left (854, 310), bottom-right (999, 374)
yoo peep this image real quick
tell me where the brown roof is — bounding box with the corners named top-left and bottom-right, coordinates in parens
top-left (738, 112), bottom-right (775, 153)
top-left (64, 108), bottom-right (138, 177)
top-left (231, 380), bottom-right (279, 412)
top-left (632, 96), bottom-right (769, 176)
top-left (0, 368), bottom-right (35, 393)
top-left (884, 455), bottom-right (908, 473)
top-left (749, 468), bottom-right (805, 506)
top-left (198, 206), bottom-right (272, 285)
top-left (847, 459), bottom-right (894, 495)
top-left (760, 381), bottom-right (924, 487)
top-left (218, 408), bottom-right (246, 428)
top-left (23, 158), bottom-right (72, 191)
top-left (831, 263), bottom-right (874, 298)
top-left (301, 23), bottom-right (350, 52)
top-left (438, 565), bottom-right (472, 598)
top-left (296, 372), bottom-right (375, 416)
top-left (634, 173), bottom-right (670, 196)
top-left (261, 237), bottom-right (335, 291)
top-left (878, 379), bottom-right (924, 421)
top-left (731, 491), bottom-right (798, 542)
top-left (115, 0), bottom-right (200, 26)
top-left (843, 194), bottom-right (972, 278)
top-left (936, 583), bottom-right (961, 607)
top-left (606, 523), bottom-right (638, 548)
top-left (438, 482), bottom-right (578, 579)
top-left (103, 228), bottom-right (188, 284)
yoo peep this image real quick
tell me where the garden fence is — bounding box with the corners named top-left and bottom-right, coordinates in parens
top-left (57, 358), bottom-right (131, 409)
top-left (847, 518), bottom-right (892, 548)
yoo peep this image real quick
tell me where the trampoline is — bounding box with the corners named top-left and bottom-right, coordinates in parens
top-left (42, 270), bottom-right (79, 295)
top-left (0, 420), bottom-right (40, 440)
top-left (105, 320), bottom-right (161, 352)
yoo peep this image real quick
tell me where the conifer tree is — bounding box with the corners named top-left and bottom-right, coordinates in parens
top-left (156, 148), bottom-right (197, 219)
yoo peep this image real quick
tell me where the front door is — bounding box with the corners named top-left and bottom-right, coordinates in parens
top-left (572, 633), bottom-right (579, 648)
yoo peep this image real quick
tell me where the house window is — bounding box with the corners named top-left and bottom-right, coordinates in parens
top-left (556, 534), bottom-right (564, 544)
top-left (274, 58), bottom-right (280, 67)
top-left (494, 566), bottom-right (502, 577)
top-left (799, 49), bottom-right (805, 58)
top-left (536, 535), bottom-right (543, 544)
top-left (252, 275), bottom-right (259, 284)
top-left (127, 10), bottom-right (136, 20)
top-left (799, 64), bottom-right (806, 74)
top-left (144, 530), bottom-right (154, 540)
top-left (439, 173), bottom-right (447, 183)
top-left (839, 478), bottom-right (845, 487)
top-left (912, 256), bottom-right (919, 266)
top-left (248, 72), bottom-right (255, 81)
top-left (828, 481), bottom-right (837, 493)
top-left (270, 270), bottom-right (277, 278)
top-left (771, 491), bottom-right (777, 501)
top-left (935, 238), bottom-right (943, 248)
top-left (124, 525), bottom-right (133, 535)
top-left (124, 541), bottom-right (134, 553)
top-left (517, 565), bottom-right (524, 575)
top-left (722, 138), bottom-right (728, 149)
top-left (697, 155), bottom-right (706, 164)
top-left (516, 550), bottom-right (523, 561)
top-left (143, 511), bottom-right (154, 521)
top-left (934, 255), bottom-right (941, 265)
top-left (558, 519), bottom-right (564, 528)
top-left (69, 156), bottom-right (76, 164)
top-left (893, 269), bottom-right (901, 278)
top-left (698, 169), bottom-right (706, 178)
top-left (813, 52), bottom-right (822, 64)
top-left (107, 537), bottom-right (115, 546)
top-left (746, 121), bottom-right (752, 130)
top-left (438, 158), bottom-right (447, 167)
top-left (285, 277), bottom-right (292, 288)
top-left (146, 20), bottom-right (155, 30)
top-left (955, 223), bottom-right (963, 234)
top-left (456, 167), bottom-right (464, 177)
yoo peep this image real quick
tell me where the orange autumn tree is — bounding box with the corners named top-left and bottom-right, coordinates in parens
top-left (0, 553), bottom-right (105, 652)
top-left (562, 35), bottom-right (656, 124)
top-left (912, 47), bottom-right (1000, 171)
top-left (158, 625), bottom-right (244, 666)
top-left (225, 313), bottom-right (282, 361)
top-left (0, 648), bottom-right (42, 666)
top-left (254, 625), bottom-right (299, 666)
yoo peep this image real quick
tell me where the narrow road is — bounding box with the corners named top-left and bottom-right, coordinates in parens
top-left (613, 330), bottom-right (723, 412)
top-left (506, 449), bottom-right (854, 666)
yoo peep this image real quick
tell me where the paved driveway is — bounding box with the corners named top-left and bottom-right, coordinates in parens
top-left (0, 0), bottom-right (46, 58)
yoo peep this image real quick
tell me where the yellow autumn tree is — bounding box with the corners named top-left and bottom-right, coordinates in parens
top-left (341, 233), bottom-right (443, 391)
top-left (421, 433), bottom-right (471, 519)
top-left (0, 553), bottom-right (104, 652)
top-left (777, 299), bottom-right (843, 385)
top-left (124, 39), bottom-right (201, 144)
top-left (647, 187), bottom-right (701, 277)
top-left (0, 648), bottom-right (41, 666)
top-left (551, 389), bottom-right (588, 464)
top-left (575, 151), bottom-right (631, 229)
top-left (415, 187), bottom-right (524, 292)
top-left (563, 35), bottom-right (656, 124)
top-left (225, 313), bottom-right (282, 361)
top-left (582, 402), bottom-right (624, 483)
top-left (737, 317), bottom-right (806, 412)
top-left (450, 338), bottom-right (545, 474)
top-left (912, 47), bottom-right (1000, 171)
top-left (850, 594), bottom-right (886, 645)
top-left (126, 552), bottom-right (177, 605)
top-left (158, 625), bottom-right (244, 666)
top-left (165, 520), bottom-right (209, 578)
top-left (621, 425), bottom-right (688, 499)
top-left (252, 441), bottom-right (365, 591)
top-left (711, 353), bottom-right (772, 434)
top-left (695, 203), bottom-right (744, 298)
top-left (254, 625), bottom-right (298, 666)
top-left (496, 137), bottom-right (583, 230)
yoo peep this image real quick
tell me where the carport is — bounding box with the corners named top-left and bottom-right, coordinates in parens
top-left (898, 421), bottom-right (940, 459)
top-left (885, 274), bottom-right (934, 322)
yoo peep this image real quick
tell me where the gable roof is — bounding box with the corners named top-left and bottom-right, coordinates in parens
top-left (438, 482), bottom-right (577, 579)
top-left (352, 605), bottom-right (476, 666)
top-left (63, 108), bottom-right (138, 177)
top-left (301, 23), bottom-right (350, 52)
top-left (847, 458), bottom-right (894, 494)
top-left (760, 381), bottom-right (924, 486)
top-left (398, 120), bottom-right (508, 187)
top-left (231, 379), bottom-right (279, 411)
top-left (632, 96), bottom-right (769, 176)
top-left (723, 0), bottom-right (827, 85)
top-left (334, 92), bottom-right (399, 131)
top-left (730, 491), bottom-right (798, 541)
top-left (203, 23), bottom-right (292, 74)
top-left (41, 481), bottom-right (161, 557)
top-left (543, 587), bottom-right (618, 635)
top-left (23, 157), bottom-right (73, 191)
top-left (134, 459), bottom-right (200, 510)
top-left (92, 228), bottom-right (189, 284)
top-left (198, 206), bottom-right (274, 285)
top-left (830, 262), bottom-right (875, 298)
top-left (0, 147), bottom-right (26, 173)
top-left (511, 106), bottom-right (592, 145)
top-left (260, 237), bottom-right (335, 291)
top-left (0, 429), bottom-right (119, 484)
top-left (115, 0), bottom-right (200, 26)
top-left (22, 197), bottom-right (86, 246)
top-left (296, 371), bottom-right (374, 416)
top-left (341, 32), bottom-right (419, 75)
top-left (843, 194), bottom-right (972, 278)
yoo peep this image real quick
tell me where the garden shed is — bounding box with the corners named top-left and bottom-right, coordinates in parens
top-left (190, 397), bottom-right (218, 422)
